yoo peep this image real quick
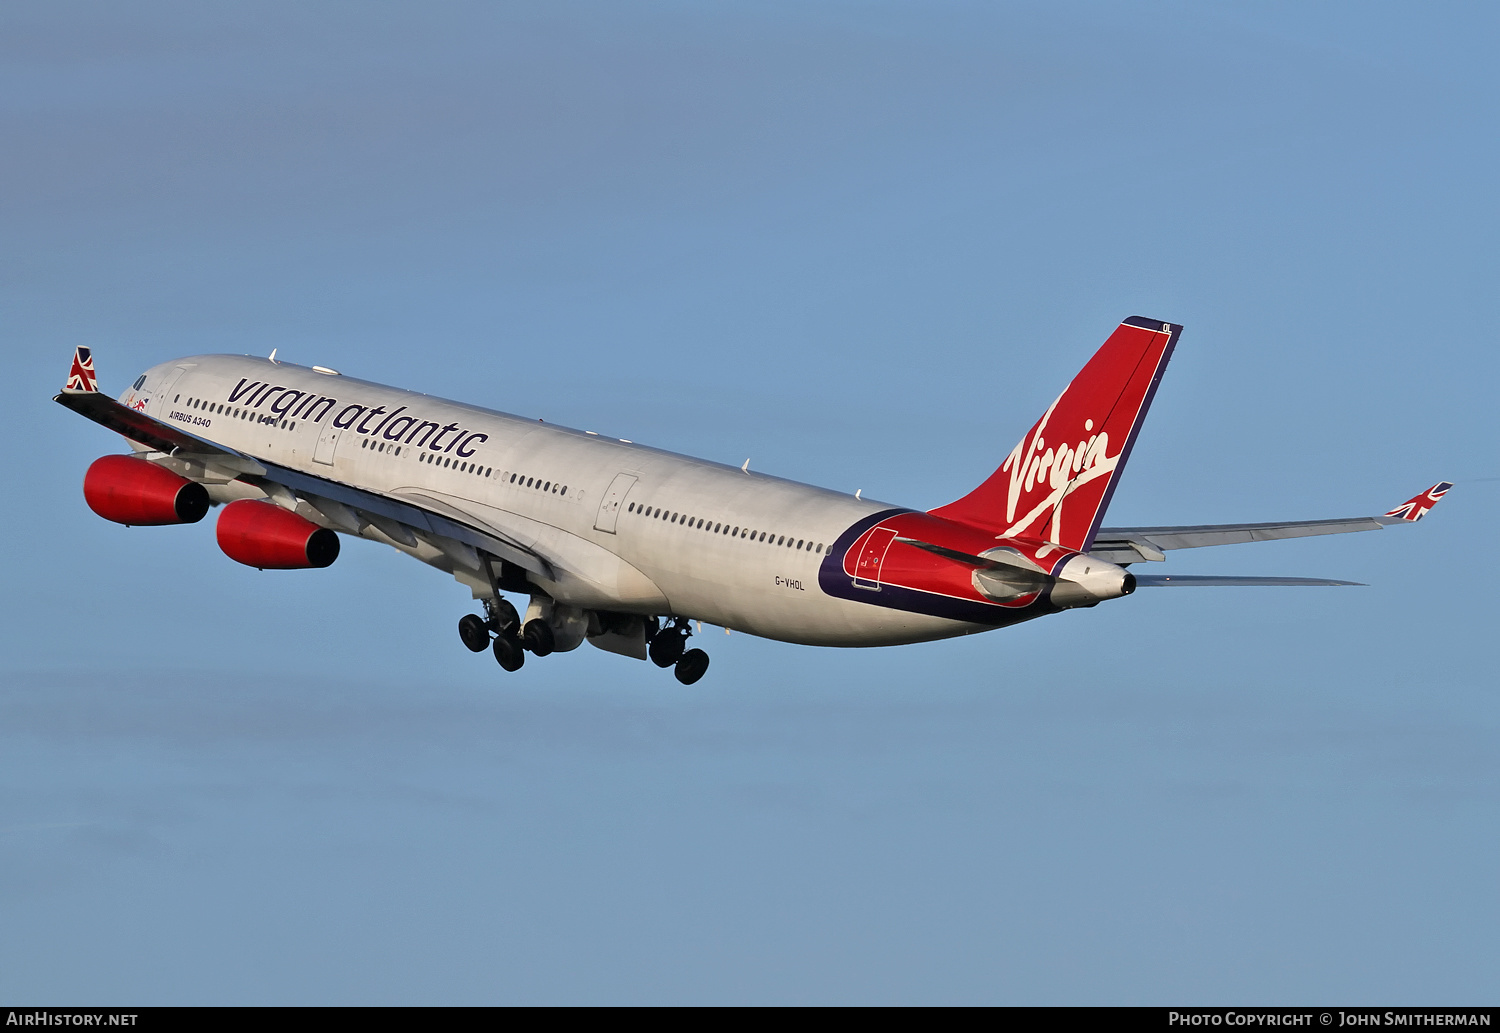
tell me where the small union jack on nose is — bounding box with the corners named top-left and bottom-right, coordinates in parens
top-left (1384, 482), bottom-right (1453, 522)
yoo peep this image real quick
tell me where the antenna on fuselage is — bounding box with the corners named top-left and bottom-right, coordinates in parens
top-left (741, 459), bottom-right (750, 474)
top-left (269, 348), bottom-right (279, 363)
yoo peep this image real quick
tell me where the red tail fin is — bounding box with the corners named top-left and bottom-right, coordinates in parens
top-left (930, 316), bottom-right (1179, 551)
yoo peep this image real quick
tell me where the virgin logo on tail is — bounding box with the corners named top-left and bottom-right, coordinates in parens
top-left (930, 317), bottom-right (1179, 554)
top-left (995, 397), bottom-right (1117, 545)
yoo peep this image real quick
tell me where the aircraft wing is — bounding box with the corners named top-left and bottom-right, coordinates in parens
top-left (57, 371), bottom-right (243, 462)
top-left (54, 348), bottom-right (554, 581)
top-left (1089, 483), bottom-right (1452, 564)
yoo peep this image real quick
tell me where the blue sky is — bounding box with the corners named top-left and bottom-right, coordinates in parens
top-left (2, 1), bottom-right (1495, 1003)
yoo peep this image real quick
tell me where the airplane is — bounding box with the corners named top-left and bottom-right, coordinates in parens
top-left (55, 317), bottom-right (1449, 684)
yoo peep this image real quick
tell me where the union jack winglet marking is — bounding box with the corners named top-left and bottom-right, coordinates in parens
top-left (1385, 482), bottom-right (1453, 522)
top-left (64, 347), bottom-right (98, 393)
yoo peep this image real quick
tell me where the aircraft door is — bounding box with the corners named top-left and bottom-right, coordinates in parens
top-left (851, 525), bottom-right (898, 591)
top-left (594, 473), bottom-right (638, 533)
top-left (313, 420), bottom-right (344, 465)
top-left (151, 365), bottom-right (191, 417)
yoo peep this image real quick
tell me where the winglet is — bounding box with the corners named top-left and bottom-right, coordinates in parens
top-left (1384, 482), bottom-right (1453, 522)
top-left (63, 347), bottom-right (99, 394)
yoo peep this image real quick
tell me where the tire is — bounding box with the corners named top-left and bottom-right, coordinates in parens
top-left (492, 633), bottom-right (525, 672)
top-left (522, 618), bottom-right (555, 657)
top-left (490, 598), bottom-right (521, 636)
top-left (458, 613), bottom-right (490, 652)
top-left (674, 648), bottom-right (710, 685)
top-left (649, 630), bottom-right (684, 668)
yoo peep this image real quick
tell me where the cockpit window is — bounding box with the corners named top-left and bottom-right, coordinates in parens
top-left (132, 375), bottom-right (147, 390)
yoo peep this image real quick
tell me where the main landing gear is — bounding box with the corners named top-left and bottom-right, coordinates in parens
top-left (458, 605), bottom-right (712, 685)
top-left (456, 597), bottom-right (530, 672)
top-left (647, 617), bottom-right (711, 686)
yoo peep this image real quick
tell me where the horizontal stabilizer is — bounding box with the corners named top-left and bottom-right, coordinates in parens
top-left (1091, 482), bottom-right (1452, 564)
top-left (1132, 574), bottom-right (1363, 587)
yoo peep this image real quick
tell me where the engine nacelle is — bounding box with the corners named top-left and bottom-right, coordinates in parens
top-left (83, 454), bottom-right (210, 526)
top-left (216, 500), bottom-right (340, 569)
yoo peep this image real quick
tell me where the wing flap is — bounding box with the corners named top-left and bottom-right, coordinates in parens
top-left (254, 463), bottom-right (555, 582)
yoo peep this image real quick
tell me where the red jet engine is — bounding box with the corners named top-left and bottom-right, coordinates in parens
top-left (216, 500), bottom-right (340, 569)
top-left (83, 454), bottom-right (210, 526)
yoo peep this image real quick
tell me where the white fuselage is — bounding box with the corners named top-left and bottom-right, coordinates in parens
top-left (129, 355), bottom-right (993, 647)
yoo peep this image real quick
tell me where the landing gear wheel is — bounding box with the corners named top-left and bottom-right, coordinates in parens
top-left (492, 633), bottom-right (525, 672)
top-left (649, 628), bottom-right (686, 668)
top-left (458, 613), bottom-right (490, 652)
top-left (487, 598), bottom-right (521, 637)
top-left (674, 648), bottom-right (710, 685)
top-left (522, 618), bottom-right (555, 657)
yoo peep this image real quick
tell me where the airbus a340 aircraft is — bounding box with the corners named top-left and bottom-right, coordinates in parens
top-left (57, 317), bottom-right (1448, 684)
